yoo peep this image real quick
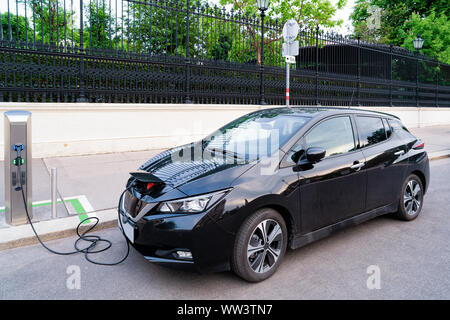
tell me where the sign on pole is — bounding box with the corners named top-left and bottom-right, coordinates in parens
top-left (282, 41), bottom-right (299, 57)
top-left (282, 20), bottom-right (300, 43)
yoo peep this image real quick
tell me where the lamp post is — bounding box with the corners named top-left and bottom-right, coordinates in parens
top-left (185, 0), bottom-right (192, 104)
top-left (413, 34), bottom-right (424, 107)
top-left (77, 0), bottom-right (87, 102)
top-left (257, 0), bottom-right (270, 105)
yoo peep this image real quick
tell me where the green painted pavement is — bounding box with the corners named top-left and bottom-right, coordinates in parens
top-left (0, 198), bottom-right (90, 223)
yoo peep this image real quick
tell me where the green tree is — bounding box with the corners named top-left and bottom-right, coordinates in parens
top-left (123, 0), bottom-right (209, 56)
top-left (84, 0), bottom-right (117, 49)
top-left (399, 12), bottom-right (450, 65)
top-left (219, 0), bottom-right (347, 65)
top-left (28, 0), bottom-right (76, 45)
top-left (210, 32), bottom-right (233, 61)
top-left (1, 13), bottom-right (32, 42)
top-left (350, 0), bottom-right (382, 41)
top-left (350, 0), bottom-right (450, 63)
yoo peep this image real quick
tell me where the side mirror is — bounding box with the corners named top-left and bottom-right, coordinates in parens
top-left (306, 147), bottom-right (326, 163)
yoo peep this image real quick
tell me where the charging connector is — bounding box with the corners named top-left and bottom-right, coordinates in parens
top-left (12, 145), bottom-right (25, 192)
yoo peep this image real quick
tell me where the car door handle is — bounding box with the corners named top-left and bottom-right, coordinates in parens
top-left (350, 162), bottom-right (365, 171)
top-left (394, 150), bottom-right (405, 156)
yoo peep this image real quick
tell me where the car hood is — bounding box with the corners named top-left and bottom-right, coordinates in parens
top-left (137, 143), bottom-right (257, 197)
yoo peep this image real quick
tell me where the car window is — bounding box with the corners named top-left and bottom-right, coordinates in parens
top-left (304, 116), bottom-right (356, 157)
top-left (286, 116), bottom-right (356, 164)
top-left (356, 116), bottom-right (386, 147)
top-left (205, 110), bottom-right (310, 160)
top-left (388, 119), bottom-right (415, 140)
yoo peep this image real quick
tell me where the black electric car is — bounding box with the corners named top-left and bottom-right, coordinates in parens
top-left (118, 107), bottom-right (429, 282)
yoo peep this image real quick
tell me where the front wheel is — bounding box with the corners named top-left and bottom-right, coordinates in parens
top-left (231, 208), bottom-right (287, 282)
top-left (396, 174), bottom-right (424, 221)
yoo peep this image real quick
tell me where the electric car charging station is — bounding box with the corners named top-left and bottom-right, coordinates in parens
top-left (2, 110), bottom-right (131, 265)
top-left (4, 110), bottom-right (32, 226)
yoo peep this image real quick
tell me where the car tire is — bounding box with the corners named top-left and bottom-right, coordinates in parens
top-left (231, 208), bottom-right (288, 282)
top-left (396, 174), bottom-right (424, 221)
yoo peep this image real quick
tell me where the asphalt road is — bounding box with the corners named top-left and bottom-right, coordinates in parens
top-left (1, 158), bottom-right (449, 300)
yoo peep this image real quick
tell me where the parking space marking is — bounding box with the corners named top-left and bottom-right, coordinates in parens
top-left (0, 195), bottom-right (95, 224)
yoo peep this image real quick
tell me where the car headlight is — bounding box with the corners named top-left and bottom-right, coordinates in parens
top-left (157, 189), bottom-right (231, 213)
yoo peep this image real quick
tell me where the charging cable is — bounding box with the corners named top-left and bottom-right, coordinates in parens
top-left (15, 146), bottom-right (132, 266)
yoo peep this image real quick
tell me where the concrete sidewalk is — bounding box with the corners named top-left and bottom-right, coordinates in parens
top-left (0, 125), bottom-right (449, 251)
top-left (410, 125), bottom-right (450, 159)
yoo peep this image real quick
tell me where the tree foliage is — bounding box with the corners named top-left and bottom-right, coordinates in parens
top-left (28, 0), bottom-right (76, 45)
top-left (1, 13), bottom-right (32, 41)
top-left (399, 12), bottom-right (450, 65)
top-left (219, 0), bottom-right (347, 64)
top-left (84, 0), bottom-right (117, 48)
top-left (221, 0), bottom-right (347, 28)
top-left (350, 0), bottom-right (450, 63)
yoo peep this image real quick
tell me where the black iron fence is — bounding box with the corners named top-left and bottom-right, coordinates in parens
top-left (0, 0), bottom-right (449, 106)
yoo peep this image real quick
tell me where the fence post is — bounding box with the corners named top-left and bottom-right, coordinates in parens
top-left (415, 53), bottom-right (419, 107)
top-left (389, 42), bottom-right (393, 106)
top-left (0, 20), bottom-right (3, 102)
top-left (315, 26), bottom-right (320, 106)
top-left (184, 0), bottom-right (192, 104)
top-left (356, 34), bottom-right (361, 106)
top-left (435, 62), bottom-right (440, 107)
top-left (77, 0), bottom-right (87, 102)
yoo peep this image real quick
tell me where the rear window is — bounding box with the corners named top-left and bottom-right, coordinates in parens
top-left (388, 119), bottom-right (415, 140)
top-left (356, 116), bottom-right (387, 147)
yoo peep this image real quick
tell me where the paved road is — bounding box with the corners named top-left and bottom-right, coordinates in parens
top-left (0, 158), bottom-right (449, 300)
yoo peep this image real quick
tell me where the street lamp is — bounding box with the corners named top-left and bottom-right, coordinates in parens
top-left (413, 34), bottom-right (424, 107)
top-left (256, 0), bottom-right (270, 11)
top-left (413, 34), bottom-right (424, 52)
top-left (256, 0), bottom-right (270, 105)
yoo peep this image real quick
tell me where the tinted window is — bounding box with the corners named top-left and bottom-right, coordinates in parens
top-left (356, 116), bottom-right (386, 147)
top-left (287, 116), bottom-right (355, 162)
top-left (388, 119), bottom-right (415, 140)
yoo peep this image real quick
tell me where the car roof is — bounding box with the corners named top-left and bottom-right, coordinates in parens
top-left (266, 106), bottom-right (400, 120)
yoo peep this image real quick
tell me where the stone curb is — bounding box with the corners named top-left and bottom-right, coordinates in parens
top-left (0, 209), bottom-right (118, 251)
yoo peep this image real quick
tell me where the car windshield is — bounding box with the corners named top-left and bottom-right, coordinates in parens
top-left (203, 110), bottom-right (310, 160)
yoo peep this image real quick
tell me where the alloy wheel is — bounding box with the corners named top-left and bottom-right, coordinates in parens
top-left (247, 219), bottom-right (283, 273)
top-left (404, 179), bottom-right (422, 216)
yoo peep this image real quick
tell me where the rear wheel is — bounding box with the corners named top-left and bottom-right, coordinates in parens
top-left (231, 208), bottom-right (287, 282)
top-left (396, 174), bottom-right (424, 221)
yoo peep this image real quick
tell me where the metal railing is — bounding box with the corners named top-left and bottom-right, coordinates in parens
top-left (0, 0), bottom-right (449, 106)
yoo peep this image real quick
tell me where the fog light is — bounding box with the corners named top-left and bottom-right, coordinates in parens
top-left (176, 250), bottom-right (192, 260)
